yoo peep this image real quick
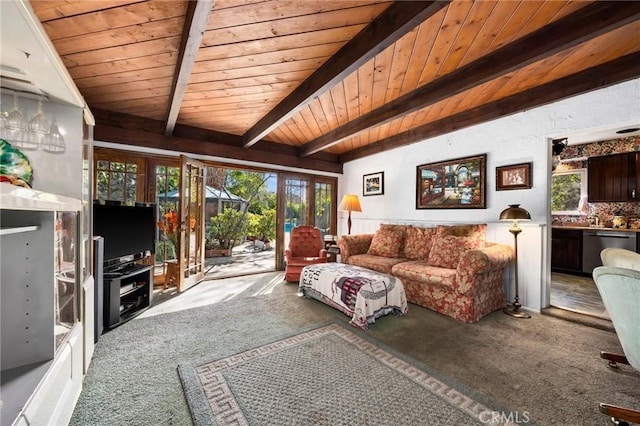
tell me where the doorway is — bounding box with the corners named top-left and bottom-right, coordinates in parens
top-left (96, 147), bottom-right (337, 284)
top-left (548, 143), bottom-right (608, 320)
top-left (202, 166), bottom-right (277, 279)
top-left (276, 175), bottom-right (337, 270)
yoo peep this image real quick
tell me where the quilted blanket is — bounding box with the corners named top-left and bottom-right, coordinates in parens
top-left (298, 263), bottom-right (408, 329)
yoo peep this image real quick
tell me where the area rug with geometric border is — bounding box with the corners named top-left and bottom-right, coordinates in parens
top-left (178, 322), bottom-right (523, 425)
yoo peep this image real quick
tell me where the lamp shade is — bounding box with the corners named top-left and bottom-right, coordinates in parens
top-left (338, 194), bottom-right (362, 212)
top-left (499, 204), bottom-right (531, 221)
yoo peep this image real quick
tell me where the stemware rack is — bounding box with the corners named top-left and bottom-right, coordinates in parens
top-left (0, 90), bottom-right (66, 153)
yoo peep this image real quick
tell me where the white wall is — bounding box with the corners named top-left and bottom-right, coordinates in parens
top-left (339, 78), bottom-right (640, 312)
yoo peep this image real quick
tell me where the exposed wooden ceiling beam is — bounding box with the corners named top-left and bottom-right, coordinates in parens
top-left (240, 0), bottom-right (450, 149)
top-left (93, 110), bottom-right (342, 174)
top-left (95, 107), bottom-right (340, 162)
top-left (340, 52), bottom-right (640, 163)
top-left (300, 1), bottom-right (640, 157)
top-left (164, 0), bottom-right (214, 136)
top-left (92, 108), bottom-right (165, 134)
top-left (171, 123), bottom-right (341, 164)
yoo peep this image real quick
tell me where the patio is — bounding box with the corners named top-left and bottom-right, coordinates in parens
top-left (204, 241), bottom-right (276, 279)
top-left (152, 241), bottom-right (277, 305)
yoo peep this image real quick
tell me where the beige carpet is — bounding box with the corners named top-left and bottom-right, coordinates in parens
top-left (70, 272), bottom-right (640, 426)
top-left (178, 322), bottom-right (511, 425)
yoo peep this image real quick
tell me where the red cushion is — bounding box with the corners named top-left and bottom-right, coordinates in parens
top-left (367, 228), bottom-right (404, 258)
top-left (427, 234), bottom-right (485, 269)
top-left (404, 226), bottom-right (436, 260)
top-left (379, 224), bottom-right (410, 257)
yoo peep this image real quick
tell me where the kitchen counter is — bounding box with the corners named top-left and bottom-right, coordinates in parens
top-left (552, 225), bottom-right (640, 233)
top-left (552, 226), bottom-right (639, 274)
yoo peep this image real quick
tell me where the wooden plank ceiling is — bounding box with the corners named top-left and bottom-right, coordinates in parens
top-left (29, 0), bottom-right (640, 173)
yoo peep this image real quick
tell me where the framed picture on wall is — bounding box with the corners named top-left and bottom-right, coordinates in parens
top-left (363, 171), bottom-right (384, 196)
top-left (416, 154), bottom-right (486, 209)
top-left (496, 162), bottom-right (532, 190)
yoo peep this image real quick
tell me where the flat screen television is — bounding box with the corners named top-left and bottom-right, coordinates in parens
top-left (93, 202), bottom-right (156, 264)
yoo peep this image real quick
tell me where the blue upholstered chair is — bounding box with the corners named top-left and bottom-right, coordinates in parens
top-left (592, 265), bottom-right (640, 425)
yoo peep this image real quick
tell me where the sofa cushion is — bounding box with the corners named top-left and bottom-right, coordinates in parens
top-left (404, 226), bottom-right (436, 260)
top-left (427, 234), bottom-right (486, 269)
top-left (337, 234), bottom-right (373, 260)
top-left (437, 223), bottom-right (487, 240)
top-left (392, 260), bottom-right (457, 289)
top-left (347, 254), bottom-right (407, 275)
top-left (379, 224), bottom-right (411, 258)
top-left (367, 227), bottom-right (404, 258)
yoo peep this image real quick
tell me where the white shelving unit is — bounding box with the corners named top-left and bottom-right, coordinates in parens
top-left (1, 183), bottom-right (83, 426)
top-left (0, 226), bottom-right (39, 236)
top-left (1, 0), bottom-right (95, 423)
top-left (1, 217), bottom-right (54, 371)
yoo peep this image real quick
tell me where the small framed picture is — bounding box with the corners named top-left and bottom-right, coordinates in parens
top-left (496, 162), bottom-right (532, 191)
top-left (363, 171), bottom-right (384, 196)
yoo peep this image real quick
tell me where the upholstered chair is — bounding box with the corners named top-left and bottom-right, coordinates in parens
top-left (601, 247), bottom-right (640, 271)
top-left (592, 265), bottom-right (640, 425)
top-left (284, 226), bottom-right (327, 282)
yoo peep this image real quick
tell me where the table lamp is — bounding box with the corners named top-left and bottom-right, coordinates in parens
top-left (500, 204), bottom-right (531, 318)
top-left (338, 194), bottom-right (362, 235)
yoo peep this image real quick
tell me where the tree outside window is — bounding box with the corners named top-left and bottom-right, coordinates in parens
top-left (551, 169), bottom-right (586, 214)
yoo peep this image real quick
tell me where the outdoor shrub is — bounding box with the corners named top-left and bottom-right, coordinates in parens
top-left (208, 209), bottom-right (248, 249)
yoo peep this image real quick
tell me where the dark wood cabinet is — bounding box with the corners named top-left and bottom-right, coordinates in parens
top-left (588, 152), bottom-right (640, 202)
top-left (551, 228), bottom-right (583, 273)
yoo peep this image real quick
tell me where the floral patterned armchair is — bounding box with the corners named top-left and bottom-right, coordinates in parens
top-left (285, 226), bottom-right (327, 282)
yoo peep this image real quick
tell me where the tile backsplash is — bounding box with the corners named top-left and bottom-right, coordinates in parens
top-left (552, 135), bottom-right (639, 228)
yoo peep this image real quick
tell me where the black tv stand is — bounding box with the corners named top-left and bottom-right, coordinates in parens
top-left (103, 264), bottom-right (153, 329)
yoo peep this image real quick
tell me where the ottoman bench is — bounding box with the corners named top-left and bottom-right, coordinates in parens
top-left (298, 263), bottom-right (408, 329)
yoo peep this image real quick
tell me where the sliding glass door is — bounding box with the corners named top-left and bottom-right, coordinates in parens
top-left (314, 179), bottom-right (336, 240)
top-left (95, 148), bottom-right (337, 277)
top-left (284, 177), bottom-right (309, 251)
top-left (276, 175), bottom-right (336, 269)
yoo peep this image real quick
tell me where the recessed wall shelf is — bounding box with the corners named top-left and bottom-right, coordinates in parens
top-left (0, 225), bottom-right (39, 235)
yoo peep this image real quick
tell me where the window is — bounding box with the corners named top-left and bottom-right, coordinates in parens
top-left (551, 169), bottom-right (587, 215)
top-left (156, 164), bottom-right (180, 211)
top-left (315, 181), bottom-right (333, 237)
top-left (285, 177), bottom-right (308, 230)
top-left (95, 155), bottom-right (145, 205)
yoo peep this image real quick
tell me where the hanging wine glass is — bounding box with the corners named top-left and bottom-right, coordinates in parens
top-left (41, 120), bottom-right (66, 153)
top-left (0, 111), bottom-right (7, 140)
top-left (28, 99), bottom-right (50, 135)
top-left (12, 130), bottom-right (40, 151)
top-left (6, 93), bottom-right (25, 131)
top-left (4, 93), bottom-right (39, 150)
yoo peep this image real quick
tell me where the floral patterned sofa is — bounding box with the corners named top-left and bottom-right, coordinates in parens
top-left (337, 224), bottom-right (514, 323)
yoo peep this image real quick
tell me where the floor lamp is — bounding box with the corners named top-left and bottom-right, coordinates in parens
top-left (500, 204), bottom-right (531, 318)
top-left (338, 194), bottom-right (362, 235)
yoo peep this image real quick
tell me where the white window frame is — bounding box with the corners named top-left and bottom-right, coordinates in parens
top-left (551, 168), bottom-right (587, 215)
